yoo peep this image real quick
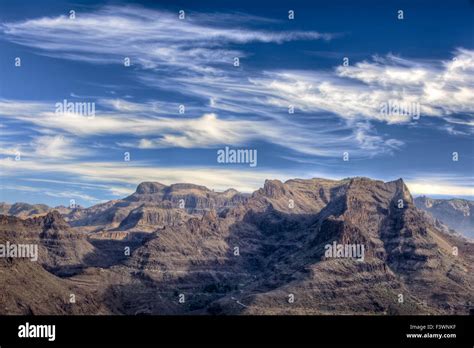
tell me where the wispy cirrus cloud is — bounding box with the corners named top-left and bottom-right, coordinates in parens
top-left (32, 135), bottom-right (90, 160)
top-left (3, 184), bottom-right (101, 202)
top-left (1, 5), bottom-right (335, 75)
top-left (0, 99), bottom-right (400, 158)
top-left (140, 50), bottom-right (473, 141)
top-left (2, 6), bottom-right (472, 130)
top-left (245, 49), bottom-right (474, 125)
top-left (3, 5), bottom-right (471, 159)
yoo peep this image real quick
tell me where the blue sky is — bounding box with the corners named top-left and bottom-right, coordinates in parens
top-left (0, 0), bottom-right (473, 207)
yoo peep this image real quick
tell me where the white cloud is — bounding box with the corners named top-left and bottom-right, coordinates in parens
top-left (3, 6), bottom-right (470, 159)
top-left (3, 184), bottom-right (100, 202)
top-left (407, 181), bottom-right (474, 197)
top-left (405, 172), bottom-right (474, 197)
top-left (22, 178), bottom-right (135, 198)
top-left (32, 135), bottom-right (86, 159)
top-left (0, 142), bottom-right (22, 157)
top-left (0, 105), bottom-right (258, 143)
top-left (3, 53), bottom-right (471, 161)
top-left (1, 5), bottom-right (334, 76)
top-left (1, 100), bottom-right (397, 158)
top-left (246, 49), bottom-right (474, 125)
top-left (98, 99), bottom-right (150, 113)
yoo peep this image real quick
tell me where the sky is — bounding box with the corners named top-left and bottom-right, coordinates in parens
top-left (0, 0), bottom-right (473, 207)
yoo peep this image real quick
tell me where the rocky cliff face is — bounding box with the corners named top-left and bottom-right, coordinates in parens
top-left (64, 182), bottom-right (248, 235)
top-left (0, 213), bottom-right (103, 314)
top-left (1, 177), bottom-right (473, 315)
top-left (414, 196), bottom-right (474, 238)
top-left (126, 182), bottom-right (247, 213)
top-left (0, 212), bottom-right (95, 273)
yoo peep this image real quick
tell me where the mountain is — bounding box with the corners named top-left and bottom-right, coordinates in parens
top-left (65, 182), bottom-right (248, 236)
top-left (118, 177), bottom-right (473, 315)
top-left (414, 196), bottom-right (474, 238)
top-left (0, 212), bottom-right (104, 314)
top-left (0, 211), bottom-right (95, 273)
top-left (1, 177), bottom-right (473, 315)
top-left (0, 202), bottom-right (50, 218)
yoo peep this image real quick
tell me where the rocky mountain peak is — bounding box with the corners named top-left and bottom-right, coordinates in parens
top-left (34, 210), bottom-right (70, 231)
top-left (168, 183), bottom-right (210, 192)
top-left (392, 178), bottom-right (413, 204)
top-left (0, 202), bottom-right (51, 218)
top-left (135, 182), bottom-right (167, 194)
top-left (261, 179), bottom-right (286, 198)
top-left (167, 183), bottom-right (212, 195)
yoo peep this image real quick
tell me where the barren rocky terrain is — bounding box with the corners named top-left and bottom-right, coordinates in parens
top-left (1, 177), bottom-right (473, 315)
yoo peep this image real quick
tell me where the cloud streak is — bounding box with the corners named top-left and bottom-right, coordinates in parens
top-left (1, 5), bottom-right (335, 75)
top-left (0, 99), bottom-right (400, 158)
top-left (247, 49), bottom-right (474, 125)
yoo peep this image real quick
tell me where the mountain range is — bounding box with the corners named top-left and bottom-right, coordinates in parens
top-left (414, 196), bottom-right (474, 239)
top-left (1, 177), bottom-right (473, 315)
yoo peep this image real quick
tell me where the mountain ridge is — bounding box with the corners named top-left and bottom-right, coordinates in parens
top-left (1, 176), bottom-right (472, 315)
